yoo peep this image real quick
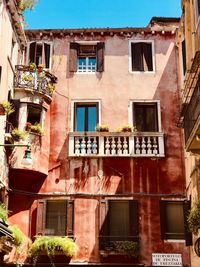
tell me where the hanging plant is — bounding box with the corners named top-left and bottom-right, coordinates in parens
top-left (0, 101), bottom-right (15, 116)
top-left (0, 202), bottom-right (8, 223)
top-left (11, 128), bottom-right (28, 141)
top-left (29, 236), bottom-right (76, 266)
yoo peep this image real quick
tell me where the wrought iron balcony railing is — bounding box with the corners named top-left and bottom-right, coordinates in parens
top-left (69, 132), bottom-right (165, 157)
top-left (14, 65), bottom-right (57, 98)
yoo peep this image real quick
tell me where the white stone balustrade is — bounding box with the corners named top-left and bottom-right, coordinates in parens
top-left (69, 132), bottom-right (165, 157)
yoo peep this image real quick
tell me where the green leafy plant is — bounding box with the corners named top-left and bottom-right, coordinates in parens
top-left (11, 128), bottom-right (28, 141)
top-left (96, 124), bottom-right (109, 132)
top-left (115, 241), bottom-right (139, 257)
top-left (188, 199), bottom-right (200, 234)
top-left (19, 0), bottom-right (38, 12)
top-left (0, 202), bottom-right (8, 223)
top-left (1, 101), bottom-right (15, 116)
top-left (29, 236), bottom-right (76, 266)
top-left (8, 225), bottom-right (27, 248)
top-left (22, 74), bottom-right (33, 82)
top-left (29, 62), bottom-right (37, 70)
top-left (47, 83), bottom-right (55, 93)
top-left (116, 124), bottom-right (136, 132)
top-left (29, 123), bottom-right (44, 135)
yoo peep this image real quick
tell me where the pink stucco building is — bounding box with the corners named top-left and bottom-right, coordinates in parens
top-left (1, 17), bottom-right (191, 267)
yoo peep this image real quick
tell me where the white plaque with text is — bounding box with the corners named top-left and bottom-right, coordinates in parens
top-left (152, 253), bottom-right (182, 266)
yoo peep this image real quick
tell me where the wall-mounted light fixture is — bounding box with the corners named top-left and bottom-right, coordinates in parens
top-left (0, 143), bottom-right (32, 165)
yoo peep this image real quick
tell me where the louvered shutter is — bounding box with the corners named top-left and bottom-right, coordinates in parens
top-left (29, 42), bottom-right (36, 64)
top-left (131, 43), bottom-right (143, 71)
top-left (96, 42), bottom-right (104, 72)
top-left (183, 200), bottom-right (193, 246)
top-left (67, 200), bottom-right (74, 236)
top-left (142, 43), bottom-right (153, 71)
top-left (44, 43), bottom-right (51, 68)
top-left (36, 199), bottom-right (47, 236)
top-left (69, 43), bottom-right (79, 72)
top-left (129, 200), bottom-right (139, 239)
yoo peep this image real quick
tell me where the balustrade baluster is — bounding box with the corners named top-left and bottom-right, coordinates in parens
top-left (141, 137), bottom-right (146, 154)
top-left (105, 137), bottom-right (110, 155)
top-left (123, 137), bottom-right (128, 154)
top-left (153, 137), bottom-right (158, 155)
top-left (135, 137), bottom-right (141, 154)
top-left (93, 137), bottom-right (97, 154)
top-left (117, 137), bottom-right (122, 155)
top-left (147, 137), bottom-right (152, 154)
top-left (81, 138), bottom-right (86, 155)
top-left (75, 137), bottom-right (80, 155)
top-left (111, 137), bottom-right (116, 155)
top-left (87, 137), bottom-right (92, 155)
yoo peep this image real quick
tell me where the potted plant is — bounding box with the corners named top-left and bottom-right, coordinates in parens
top-left (29, 236), bottom-right (76, 266)
top-left (11, 128), bottom-right (27, 141)
top-left (188, 199), bottom-right (200, 234)
top-left (96, 124), bottom-right (109, 132)
top-left (114, 241), bottom-right (139, 257)
top-left (47, 83), bottom-right (55, 94)
top-left (22, 74), bottom-right (33, 82)
top-left (25, 122), bottom-right (32, 131)
top-left (116, 124), bottom-right (136, 133)
top-left (29, 123), bottom-right (44, 135)
top-left (0, 101), bottom-right (15, 116)
top-left (29, 62), bottom-right (37, 70)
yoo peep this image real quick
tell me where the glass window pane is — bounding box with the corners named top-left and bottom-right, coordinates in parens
top-left (109, 201), bottom-right (130, 237)
top-left (27, 105), bottom-right (41, 125)
top-left (88, 106), bottom-right (97, 131)
top-left (76, 107), bottom-right (85, 131)
top-left (46, 201), bottom-right (67, 236)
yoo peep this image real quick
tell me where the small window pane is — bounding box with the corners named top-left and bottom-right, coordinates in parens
top-left (134, 103), bottom-right (158, 132)
top-left (88, 106), bottom-right (97, 131)
top-left (45, 201), bottom-right (67, 236)
top-left (76, 107), bottom-right (85, 131)
top-left (36, 44), bottom-right (43, 66)
top-left (109, 201), bottom-right (130, 237)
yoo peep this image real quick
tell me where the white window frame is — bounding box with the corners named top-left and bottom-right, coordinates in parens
top-left (129, 40), bottom-right (155, 73)
top-left (71, 99), bottom-right (101, 132)
top-left (26, 41), bottom-right (53, 70)
top-left (128, 100), bottom-right (161, 132)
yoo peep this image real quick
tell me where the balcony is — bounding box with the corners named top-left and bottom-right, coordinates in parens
top-left (183, 77), bottom-right (200, 153)
top-left (14, 65), bottom-right (57, 102)
top-left (69, 132), bottom-right (165, 157)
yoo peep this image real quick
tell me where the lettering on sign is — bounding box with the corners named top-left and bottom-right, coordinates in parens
top-left (152, 253), bottom-right (182, 266)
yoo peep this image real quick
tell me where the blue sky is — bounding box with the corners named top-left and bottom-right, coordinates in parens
top-left (25, 0), bottom-right (181, 29)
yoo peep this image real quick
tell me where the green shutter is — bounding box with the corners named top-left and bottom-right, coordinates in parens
top-left (36, 199), bottom-right (46, 236)
top-left (67, 200), bottom-right (74, 236)
top-left (69, 43), bottom-right (79, 72)
top-left (96, 42), bottom-right (104, 72)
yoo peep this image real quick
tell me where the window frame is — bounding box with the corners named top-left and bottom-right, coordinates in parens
top-left (129, 40), bottom-right (155, 73)
top-left (27, 41), bottom-right (53, 69)
top-left (99, 199), bottom-right (139, 241)
top-left (129, 100), bottom-right (161, 132)
top-left (69, 41), bottom-right (104, 74)
top-left (160, 200), bottom-right (191, 242)
top-left (36, 199), bottom-right (74, 237)
top-left (71, 100), bottom-right (101, 132)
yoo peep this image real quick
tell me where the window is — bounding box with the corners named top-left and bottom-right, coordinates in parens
top-left (130, 41), bottom-right (154, 72)
top-left (132, 102), bottom-right (159, 132)
top-left (27, 104), bottom-right (42, 125)
top-left (69, 42), bottom-right (104, 73)
top-left (160, 201), bottom-right (192, 242)
top-left (36, 200), bottom-right (74, 236)
top-left (100, 200), bottom-right (139, 242)
top-left (28, 42), bottom-right (51, 68)
top-left (74, 102), bottom-right (99, 132)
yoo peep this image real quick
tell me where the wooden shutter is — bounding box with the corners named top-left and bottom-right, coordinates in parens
top-left (67, 200), bottom-right (74, 236)
top-left (160, 200), bottom-right (166, 240)
top-left (29, 42), bottom-right (36, 64)
top-left (69, 43), bottom-right (79, 72)
top-left (182, 40), bottom-right (187, 75)
top-left (143, 43), bottom-right (153, 71)
top-left (99, 200), bottom-right (109, 236)
top-left (131, 43), bottom-right (143, 71)
top-left (36, 199), bottom-right (46, 236)
top-left (96, 42), bottom-right (104, 72)
top-left (44, 43), bottom-right (51, 68)
top-left (183, 200), bottom-right (193, 246)
top-left (129, 200), bottom-right (139, 238)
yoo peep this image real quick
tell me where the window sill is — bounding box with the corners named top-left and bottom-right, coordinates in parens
top-left (163, 239), bottom-right (185, 243)
top-left (75, 72), bottom-right (97, 75)
top-left (129, 70), bottom-right (156, 74)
